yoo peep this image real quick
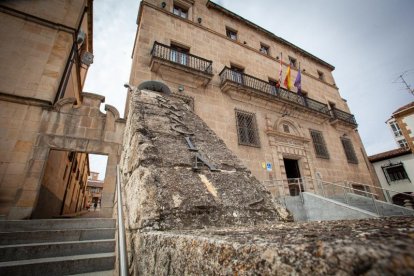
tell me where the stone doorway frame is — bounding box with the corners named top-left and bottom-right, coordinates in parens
top-left (8, 93), bottom-right (125, 219)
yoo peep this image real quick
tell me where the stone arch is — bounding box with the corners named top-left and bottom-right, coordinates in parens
top-left (138, 80), bottom-right (171, 94)
top-left (274, 117), bottom-right (304, 137)
top-left (9, 92), bottom-right (125, 219)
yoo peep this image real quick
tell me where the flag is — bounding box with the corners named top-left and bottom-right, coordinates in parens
top-left (294, 65), bottom-right (302, 95)
top-left (284, 65), bottom-right (292, 90)
top-left (278, 52), bottom-right (283, 85)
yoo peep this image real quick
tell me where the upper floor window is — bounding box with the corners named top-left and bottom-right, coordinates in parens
top-left (170, 43), bottom-right (189, 65)
top-left (398, 139), bottom-right (408, 148)
top-left (340, 137), bottom-right (358, 164)
top-left (390, 121), bottom-right (403, 137)
top-left (226, 27), bottom-right (238, 40)
top-left (230, 64), bottom-right (244, 84)
top-left (382, 163), bottom-right (410, 183)
top-left (260, 43), bottom-right (269, 55)
top-left (268, 78), bottom-right (279, 95)
top-left (317, 70), bottom-right (325, 81)
top-left (235, 110), bottom-right (260, 147)
top-left (288, 56), bottom-right (297, 68)
top-left (173, 4), bottom-right (188, 19)
top-left (310, 130), bottom-right (330, 159)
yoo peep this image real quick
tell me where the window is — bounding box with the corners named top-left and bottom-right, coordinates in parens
top-left (317, 70), bottom-right (324, 81)
top-left (235, 110), bottom-right (260, 147)
top-left (288, 56), bottom-right (297, 68)
top-left (390, 121), bottom-right (403, 137)
top-left (398, 139), bottom-right (409, 148)
top-left (310, 130), bottom-right (330, 159)
top-left (230, 65), bottom-right (244, 84)
top-left (382, 163), bottom-right (409, 182)
top-left (283, 124), bottom-right (290, 133)
top-left (340, 137), bottom-right (358, 164)
top-left (173, 4), bottom-right (188, 19)
top-left (268, 78), bottom-right (279, 95)
top-left (260, 43), bottom-right (269, 55)
top-left (170, 43), bottom-right (189, 65)
top-left (226, 27), bottom-right (237, 40)
top-left (63, 164), bottom-right (68, 180)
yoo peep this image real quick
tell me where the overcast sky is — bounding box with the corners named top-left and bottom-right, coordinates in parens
top-left (85, 0), bottom-right (414, 176)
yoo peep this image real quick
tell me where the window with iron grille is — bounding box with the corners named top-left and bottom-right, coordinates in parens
top-left (340, 137), bottom-right (358, 164)
top-left (382, 162), bottom-right (410, 183)
top-left (310, 129), bottom-right (329, 159)
top-left (235, 110), bottom-right (260, 147)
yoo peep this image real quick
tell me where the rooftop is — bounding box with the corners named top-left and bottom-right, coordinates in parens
top-left (206, 0), bottom-right (335, 70)
top-left (392, 101), bottom-right (414, 115)
top-left (368, 147), bottom-right (411, 162)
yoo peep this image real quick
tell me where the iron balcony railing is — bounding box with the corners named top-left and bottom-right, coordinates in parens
top-left (331, 107), bottom-right (357, 126)
top-left (151, 41), bottom-right (213, 74)
top-left (219, 67), bottom-right (331, 116)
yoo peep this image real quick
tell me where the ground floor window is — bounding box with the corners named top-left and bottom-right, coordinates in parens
top-left (235, 109), bottom-right (260, 147)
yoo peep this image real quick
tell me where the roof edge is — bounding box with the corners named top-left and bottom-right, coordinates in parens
top-left (368, 147), bottom-right (411, 163)
top-left (206, 0), bottom-right (335, 71)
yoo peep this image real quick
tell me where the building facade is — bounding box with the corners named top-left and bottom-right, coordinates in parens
top-left (369, 102), bottom-right (414, 206)
top-left (86, 171), bottom-right (104, 208)
top-left (386, 102), bottom-right (414, 151)
top-left (126, 0), bottom-right (376, 192)
top-left (32, 151), bottom-right (90, 218)
top-left (0, 0), bottom-right (94, 218)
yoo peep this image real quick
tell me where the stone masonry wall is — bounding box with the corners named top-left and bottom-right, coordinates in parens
top-left (121, 90), bottom-right (290, 231)
top-left (135, 217), bottom-right (414, 275)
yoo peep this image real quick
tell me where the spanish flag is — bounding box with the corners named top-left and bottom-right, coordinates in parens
top-left (284, 65), bottom-right (292, 90)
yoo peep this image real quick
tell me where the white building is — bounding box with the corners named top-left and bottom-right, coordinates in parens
top-left (369, 102), bottom-right (414, 206)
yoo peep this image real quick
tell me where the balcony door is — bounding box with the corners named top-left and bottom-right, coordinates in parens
top-left (170, 44), bottom-right (189, 66)
top-left (230, 65), bottom-right (244, 84)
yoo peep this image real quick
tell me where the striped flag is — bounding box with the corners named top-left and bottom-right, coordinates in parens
top-left (284, 64), bottom-right (292, 90)
top-left (278, 52), bottom-right (283, 86)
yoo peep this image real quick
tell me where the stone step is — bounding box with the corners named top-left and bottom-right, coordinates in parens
top-left (0, 228), bottom-right (115, 245)
top-left (0, 218), bottom-right (115, 232)
top-left (0, 239), bottom-right (115, 262)
top-left (69, 269), bottom-right (115, 276)
top-left (0, 252), bottom-right (115, 276)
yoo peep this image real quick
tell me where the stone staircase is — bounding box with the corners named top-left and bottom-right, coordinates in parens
top-left (0, 218), bottom-right (116, 275)
top-left (329, 194), bottom-right (414, 217)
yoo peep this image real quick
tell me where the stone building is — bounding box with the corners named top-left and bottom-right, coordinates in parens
top-left (86, 171), bottom-right (104, 208)
top-left (126, 0), bottom-right (377, 193)
top-left (32, 151), bottom-right (90, 218)
top-left (0, 0), bottom-right (125, 219)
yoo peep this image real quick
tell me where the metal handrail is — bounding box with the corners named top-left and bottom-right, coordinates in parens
top-left (151, 41), bottom-right (213, 74)
top-left (219, 67), bottom-right (333, 116)
top-left (116, 164), bottom-right (128, 276)
top-left (331, 107), bottom-right (357, 126)
top-left (345, 180), bottom-right (414, 203)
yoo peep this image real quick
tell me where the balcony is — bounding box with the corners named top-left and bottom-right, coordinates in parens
top-left (219, 67), bottom-right (331, 117)
top-left (150, 41), bottom-right (213, 86)
top-left (330, 107), bottom-right (358, 127)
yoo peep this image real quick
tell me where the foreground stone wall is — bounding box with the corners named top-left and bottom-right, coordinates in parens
top-left (135, 217), bottom-right (414, 275)
top-left (121, 90), bottom-right (289, 231)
